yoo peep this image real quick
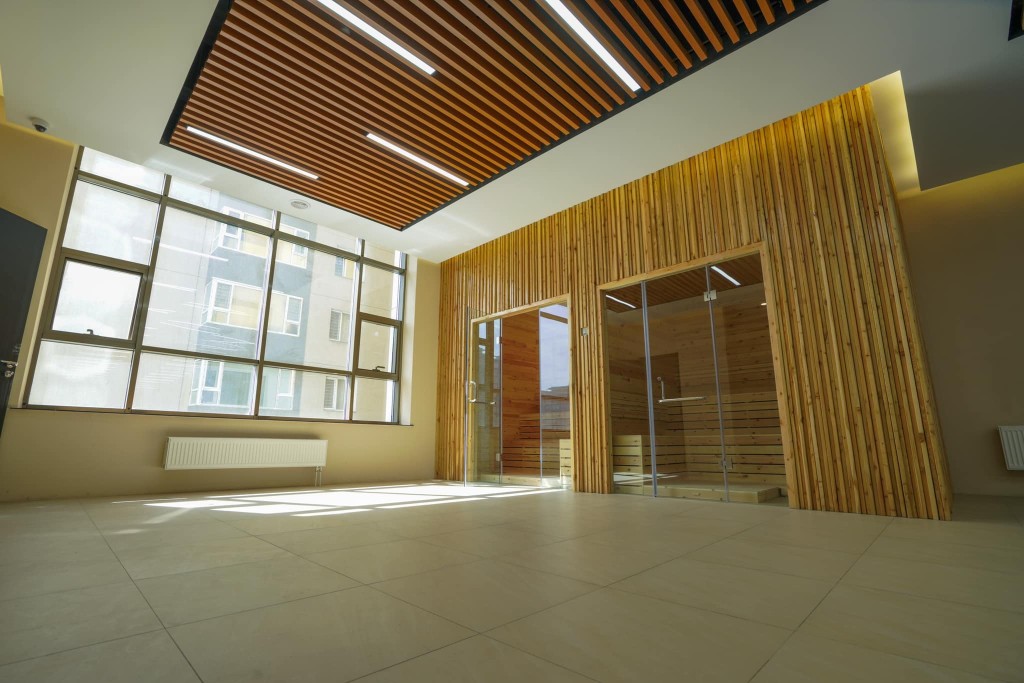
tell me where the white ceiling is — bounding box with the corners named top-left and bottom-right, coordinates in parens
top-left (1, 0), bottom-right (1021, 263)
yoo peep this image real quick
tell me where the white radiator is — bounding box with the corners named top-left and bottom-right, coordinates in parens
top-left (164, 438), bottom-right (327, 471)
top-left (998, 427), bottom-right (1024, 471)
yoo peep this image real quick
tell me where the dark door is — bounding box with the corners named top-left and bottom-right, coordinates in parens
top-left (0, 208), bottom-right (47, 436)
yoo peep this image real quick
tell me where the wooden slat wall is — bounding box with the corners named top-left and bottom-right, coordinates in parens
top-left (436, 86), bottom-right (952, 520)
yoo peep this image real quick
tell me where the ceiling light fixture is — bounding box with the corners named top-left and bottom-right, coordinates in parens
top-left (711, 265), bottom-right (741, 286)
top-left (606, 294), bottom-right (637, 309)
top-left (366, 133), bottom-right (469, 187)
top-left (290, 199), bottom-right (310, 210)
top-left (186, 126), bottom-right (318, 180)
top-left (315, 0), bottom-right (436, 75)
top-left (541, 0), bottom-right (641, 92)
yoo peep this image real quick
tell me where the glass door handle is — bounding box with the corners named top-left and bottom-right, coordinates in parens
top-left (658, 396), bottom-right (706, 403)
top-left (469, 399), bottom-right (496, 405)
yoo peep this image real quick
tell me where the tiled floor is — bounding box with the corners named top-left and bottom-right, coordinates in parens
top-left (1, 483), bottom-right (1022, 682)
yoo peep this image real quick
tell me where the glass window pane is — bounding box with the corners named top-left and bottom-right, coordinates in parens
top-left (133, 353), bottom-right (255, 414)
top-left (143, 207), bottom-right (269, 359)
top-left (63, 181), bottom-right (159, 264)
top-left (52, 262), bottom-right (140, 339)
top-left (360, 265), bottom-right (402, 320)
top-left (352, 377), bottom-right (395, 423)
top-left (363, 243), bottom-right (404, 267)
top-left (168, 178), bottom-right (273, 227)
top-left (357, 321), bottom-right (397, 373)
top-left (259, 367), bottom-right (350, 419)
top-left (280, 213), bottom-right (359, 254)
top-left (80, 149), bottom-right (165, 192)
top-left (29, 342), bottom-right (131, 409)
top-left (264, 248), bottom-right (356, 371)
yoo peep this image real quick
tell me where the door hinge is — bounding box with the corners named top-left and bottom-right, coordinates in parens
top-left (703, 289), bottom-right (718, 302)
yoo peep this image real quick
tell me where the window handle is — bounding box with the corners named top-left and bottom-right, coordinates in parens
top-left (374, 365), bottom-right (386, 372)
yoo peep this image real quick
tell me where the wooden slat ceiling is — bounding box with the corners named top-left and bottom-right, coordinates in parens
top-left (165, 0), bottom-right (825, 229)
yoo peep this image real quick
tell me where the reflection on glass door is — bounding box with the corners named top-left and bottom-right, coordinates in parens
top-left (465, 311), bottom-right (502, 484)
top-left (604, 254), bottom-right (784, 504)
top-left (539, 304), bottom-right (571, 487)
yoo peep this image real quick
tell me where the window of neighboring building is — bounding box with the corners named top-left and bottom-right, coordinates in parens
top-left (26, 148), bottom-right (406, 423)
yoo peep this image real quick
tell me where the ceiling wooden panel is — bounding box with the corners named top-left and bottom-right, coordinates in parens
top-left (165, 0), bottom-right (825, 229)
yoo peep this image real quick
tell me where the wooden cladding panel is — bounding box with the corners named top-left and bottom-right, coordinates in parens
top-left (167, 0), bottom-right (823, 229)
top-left (436, 86), bottom-right (952, 520)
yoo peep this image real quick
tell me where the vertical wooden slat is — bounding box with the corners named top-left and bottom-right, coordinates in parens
top-left (435, 86), bottom-right (952, 520)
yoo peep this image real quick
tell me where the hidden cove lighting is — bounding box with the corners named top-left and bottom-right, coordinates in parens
top-left (711, 265), bottom-right (741, 286)
top-left (186, 127), bottom-right (318, 181)
top-left (316, 0), bottom-right (436, 75)
top-left (541, 0), bottom-right (641, 92)
top-left (366, 133), bottom-right (469, 187)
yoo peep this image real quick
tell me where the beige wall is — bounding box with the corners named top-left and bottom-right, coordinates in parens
top-left (0, 104), bottom-right (440, 501)
top-left (901, 163), bottom-right (1024, 497)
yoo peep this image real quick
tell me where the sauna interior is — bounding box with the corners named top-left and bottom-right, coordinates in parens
top-left (467, 303), bottom-right (572, 487)
top-left (605, 253), bottom-right (784, 503)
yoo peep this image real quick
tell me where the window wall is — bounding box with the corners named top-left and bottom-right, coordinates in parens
top-left (27, 149), bottom-right (406, 423)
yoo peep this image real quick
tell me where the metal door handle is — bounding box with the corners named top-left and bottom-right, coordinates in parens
top-left (469, 400), bottom-right (496, 405)
top-left (1, 360), bottom-right (15, 378)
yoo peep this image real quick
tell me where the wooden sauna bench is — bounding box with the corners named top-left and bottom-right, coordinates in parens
top-left (611, 390), bottom-right (786, 503)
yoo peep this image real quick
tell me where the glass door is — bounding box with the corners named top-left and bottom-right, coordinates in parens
top-left (465, 311), bottom-right (502, 484)
top-left (538, 304), bottom-right (571, 487)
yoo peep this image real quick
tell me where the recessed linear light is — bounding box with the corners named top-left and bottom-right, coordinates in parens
top-left (711, 265), bottom-right (741, 287)
top-left (316, 0), bottom-right (435, 76)
top-left (606, 294), bottom-right (637, 309)
top-left (542, 0), bottom-right (641, 92)
top-left (366, 133), bottom-right (469, 187)
top-left (186, 127), bottom-right (318, 181)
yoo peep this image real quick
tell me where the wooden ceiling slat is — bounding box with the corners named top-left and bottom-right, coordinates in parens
top-left (581, 0), bottom-right (664, 86)
top-left (491, 2), bottom-right (617, 111)
top-left (458, 0), bottom-right (604, 119)
top-left (438, 0), bottom-right (596, 124)
top-left (392, 1), bottom-right (573, 138)
top-left (173, 135), bottom-right (419, 226)
top-left (610, 1), bottom-right (679, 77)
top-left (732, 0), bottom-right (759, 34)
top-left (756, 0), bottom-right (777, 25)
top-left (658, 0), bottom-right (710, 61)
top-left (634, 0), bottom-right (694, 69)
top-left (242, 3), bottom-right (525, 164)
top-left (684, 0), bottom-right (725, 53)
top-left (185, 83), bottom-right (453, 209)
top-left (169, 0), bottom-right (821, 228)
top-left (708, 0), bottom-right (741, 44)
top-left (200, 51), bottom-right (469, 195)
top-left (217, 23), bottom-right (494, 180)
top-left (508, 0), bottom-right (627, 106)
top-left (385, 0), bottom-right (569, 141)
top-left (276, 0), bottom-right (542, 155)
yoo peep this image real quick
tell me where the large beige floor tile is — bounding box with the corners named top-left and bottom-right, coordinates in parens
top-left (85, 504), bottom-right (217, 530)
top-left (0, 582), bottom-right (161, 665)
top-left (687, 537), bottom-right (860, 582)
top-left (735, 514), bottom-right (887, 553)
top-left (0, 631), bottom-right (199, 683)
top-left (357, 635), bottom-right (592, 682)
top-left (375, 559), bottom-right (597, 631)
top-left (0, 554), bottom-right (129, 601)
top-left (866, 534), bottom-right (1024, 575)
top-left (257, 522), bottom-right (404, 555)
top-left (419, 525), bottom-right (560, 557)
top-left (137, 555), bottom-right (358, 626)
top-left (842, 554), bottom-right (1024, 613)
top-left (581, 525), bottom-right (723, 557)
top-left (752, 631), bottom-right (1000, 683)
top-left (498, 537), bottom-right (682, 585)
top-left (614, 557), bottom-right (832, 629)
top-left (114, 535), bottom-right (289, 579)
top-left (801, 584), bottom-right (1024, 682)
top-left (684, 501), bottom-right (795, 524)
top-left (0, 533), bottom-right (114, 568)
top-left (883, 518), bottom-right (1024, 549)
top-left (489, 588), bottom-right (790, 683)
top-left (169, 586), bottom-right (472, 683)
top-left (102, 520), bottom-right (248, 552)
top-left (307, 539), bottom-right (479, 583)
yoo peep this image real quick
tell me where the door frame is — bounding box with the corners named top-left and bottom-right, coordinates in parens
top-left (464, 294), bottom-right (573, 488)
top-left (597, 242), bottom-right (796, 505)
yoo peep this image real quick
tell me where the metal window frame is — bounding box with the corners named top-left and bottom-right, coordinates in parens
top-left (24, 147), bottom-right (407, 425)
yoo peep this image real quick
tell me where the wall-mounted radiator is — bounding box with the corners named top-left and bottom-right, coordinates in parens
top-left (164, 438), bottom-right (328, 484)
top-left (998, 426), bottom-right (1024, 471)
